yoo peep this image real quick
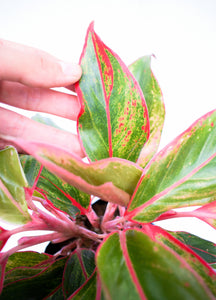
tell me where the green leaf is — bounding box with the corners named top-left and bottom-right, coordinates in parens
top-left (20, 155), bottom-right (90, 216)
top-left (152, 225), bottom-right (216, 295)
top-left (170, 231), bottom-right (216, 264)
top-left (45, 286), bottom-right (64, 300)
top-left (4, 251), bottom-right (52, 275)
top-left (96, 227), bottom-right (216, 300)
top-left (97, 232), bottom-right (141, 300)
top-left (63, 249), bottom-right (96, 298)
top-left (1, 251), bottom-right (67, 300)
top-left (68, 271), bottom-right (97, 300)
top-left (32, 113), bottom-right (62, 129)
top-left (126, 110), bottom-right (216, 222)
top-left (0, 147), bottom-right (31, 224)
top-left (76, 22), bottom-right (149, 162)
top-left (129, 55), bottom-right (165, 168)
top-left (15, 140), bottom-right (143, 206)
top-left (19, 154), bottom-right (40, 187)
top-left (38, 167), bottom-right (90, 216)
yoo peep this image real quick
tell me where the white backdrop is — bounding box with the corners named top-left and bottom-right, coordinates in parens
top-left (0, 0), bottom-right (216, 248)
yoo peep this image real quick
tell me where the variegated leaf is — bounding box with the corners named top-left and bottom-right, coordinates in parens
top-left (76, 22), bottom-right (149, 162)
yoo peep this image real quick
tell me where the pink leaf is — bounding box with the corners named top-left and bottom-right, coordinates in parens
top-left (12, 138), bottom-right (142, 206)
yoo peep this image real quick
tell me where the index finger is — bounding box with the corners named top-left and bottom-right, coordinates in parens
top-left (0, 39), bottom-right (82, 88)
top-left (0, 107), bottom-right (84, 157)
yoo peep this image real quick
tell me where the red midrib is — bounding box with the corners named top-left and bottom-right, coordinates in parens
top-left (39, 175), bottom-right (89, 215)
top-left (126, 152), bottom-right (216, 219)
top-left (91, 31), bottom-right (113, 158)
top-left (119, 231), bottom-right (147, 300)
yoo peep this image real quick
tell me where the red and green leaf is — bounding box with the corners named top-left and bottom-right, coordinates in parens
top-left (76, 22), bottom-right (149, 162)
top-left (15, 140), bottom-right (143, 206)
top-left (0, 252), bottom-right (67, 299)
top-left (68, 272), bottom-right (98, 300)
top-left (21, 155), bottom-right (90, 217)
top-left (169, 231), bottom-right (216, 265)
top-left (126, 110), bottom-right (216, 222)
top-left (0, 147), bottom-right (31, 224)
top-left (63, 248), bottom-right (96, 298)
top-left (96, 225), bottom-right (216, 300)
top-left (129, 55), bottom-right (165, 168)
top-left (146, 225), bottom-right (216, 295)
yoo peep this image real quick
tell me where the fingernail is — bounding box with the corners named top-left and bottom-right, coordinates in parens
top-left (60, 61), bottom-right (82, 81)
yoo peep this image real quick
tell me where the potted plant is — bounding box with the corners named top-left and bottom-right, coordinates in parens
top-left (0, 22), bottom-right (216, 299)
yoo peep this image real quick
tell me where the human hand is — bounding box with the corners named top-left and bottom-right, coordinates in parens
top-left (0, 39), bottom-right (84, 157)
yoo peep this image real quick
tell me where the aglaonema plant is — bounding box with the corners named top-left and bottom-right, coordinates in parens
top-left (0, 22), bottom-right (216, 299)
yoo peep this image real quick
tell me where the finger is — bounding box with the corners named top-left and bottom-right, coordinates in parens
top-left (0, 39), bottom-right (82, 88)
top-left (0, 139), bottom-right (26, 154)
top-left (0, 107), bottom-right (84, 157)
top-left (0, 81), bottom-right (80, 120)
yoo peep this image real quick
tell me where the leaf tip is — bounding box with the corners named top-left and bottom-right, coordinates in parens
top-left (89, 20), bottom-right (95, 31)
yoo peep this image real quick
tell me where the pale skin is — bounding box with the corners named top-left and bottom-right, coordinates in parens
top-left (0, 39), bottom-right (85, 157)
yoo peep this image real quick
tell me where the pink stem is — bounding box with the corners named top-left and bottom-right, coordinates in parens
top-left (0, 232), bottom-right (64, 273)
top-left (78, 226), bottom-right (106, 242)
top-left (103, 203), bottom-right (117, 223)
top-left (101, 203), bottom-right (117, 232)
top-left (32, 195), bottom-right (73, 223)
top-left (118, 205), bottom-right (126, 217)
top-left (18, 232), bottom-right (66, 248)
top-left (31, 205), bottom-right (77, 235)
top-left (103, 216), bottom-right (126, 231)
top-left (154, 209), bottom-right (203, 222)
top-left (0, 257), bottom-right (7, 293)
top-left (85, 206), bottom-right (100, 229)
top-left (55, 240), bottom-right (77, 257)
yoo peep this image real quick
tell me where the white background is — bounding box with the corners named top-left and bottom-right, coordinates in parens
top-left (0, 0), bottom-right (216, 249)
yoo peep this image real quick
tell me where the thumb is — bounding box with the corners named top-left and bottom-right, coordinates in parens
top-left (0, 39), bottom-right (82, 88)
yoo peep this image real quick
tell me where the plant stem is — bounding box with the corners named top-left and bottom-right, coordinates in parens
top-left (85, 206), bottom-right (100, 229)
top-left (18, 232), bottom-right (64, 248)
top-left (101, 203), bottom-right (117, 232)
top-left (78, 226), bottom-right (106, 242)
top-left (103, 216), bottom-right (126, 231)
top-left (32, 195), bottom-right (73, 222)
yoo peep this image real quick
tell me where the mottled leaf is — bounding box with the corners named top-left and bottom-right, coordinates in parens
top-left (76, 22), bottom-right (149, 162)
top-left (0, 147), bottom-right (31, 224)
top-left (126, 110), bottom-right (216, 222)
top-left (15, 139), bottom-right (143, 206)
top-left (63, 248), bottom-right (95, 298)
top-left (4, 251), bottom-right (52, 273)
top-left (21, 155), bottom-right (90, 216)
top-left (96, 226), bottom-right (216, 300)
top-left (129, 55), bottom-right (165, 168)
